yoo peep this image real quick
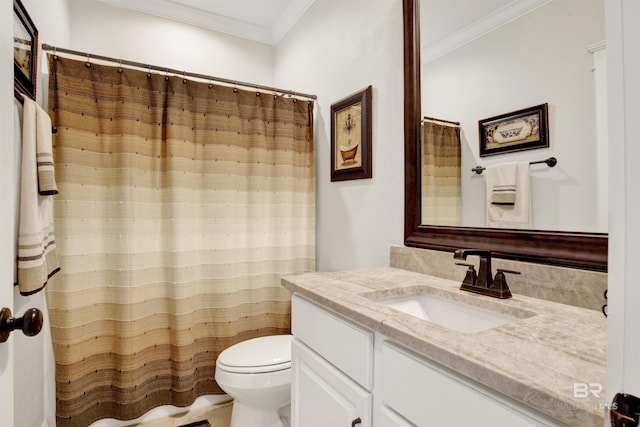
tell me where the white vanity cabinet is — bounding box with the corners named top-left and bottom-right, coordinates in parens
top-left (291, 295), bottom-right (374, 427)
top-left (291, 295), bottom-right (565, 427)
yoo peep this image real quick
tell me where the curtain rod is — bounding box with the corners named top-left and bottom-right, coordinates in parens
top-left (42, 44), bottom-right (317, 100)
top-left (422, 115), bottom-right (461, 127)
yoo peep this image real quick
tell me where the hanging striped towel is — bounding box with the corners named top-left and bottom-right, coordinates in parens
top-left (486, 161), bottom-right (532, 229)
top-left (17, 96), bottom-right (60, 295)
top-left (488, 161), bottom-right (517, 205)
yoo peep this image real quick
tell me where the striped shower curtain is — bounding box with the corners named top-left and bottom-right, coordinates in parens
top-left (421, 121), bottom-right (461, 225)
top-left (46, 55), bottom-right (315, 426)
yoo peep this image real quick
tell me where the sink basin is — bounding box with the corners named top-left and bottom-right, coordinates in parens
top-left (376, 292), bottom-right (520, 333)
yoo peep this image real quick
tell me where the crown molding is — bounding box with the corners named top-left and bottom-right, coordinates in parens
top-left (271, 0), bottom-right (316, 45)
top-left (423, 0), bottom-right (553, 63)
top-left (98, 0), bottom-right (315, 46)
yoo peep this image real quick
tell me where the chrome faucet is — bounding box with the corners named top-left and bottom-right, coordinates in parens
top-left (453, 249), bottom-right (516, 299)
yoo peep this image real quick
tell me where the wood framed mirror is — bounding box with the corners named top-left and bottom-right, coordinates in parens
top-left (402, 0), bottom-right (607, 272)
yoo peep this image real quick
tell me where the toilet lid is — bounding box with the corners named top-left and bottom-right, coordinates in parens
top-left (217, 334), bottom-right (292, 374)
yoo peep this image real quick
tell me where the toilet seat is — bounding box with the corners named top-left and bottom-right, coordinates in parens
top-left (217, 334), bottom-right (292, 374)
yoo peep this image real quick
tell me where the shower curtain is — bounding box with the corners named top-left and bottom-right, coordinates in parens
top-left (422, 121), bottom-right (461, 225)
top-left (46, 56), bottom-right (315, 427)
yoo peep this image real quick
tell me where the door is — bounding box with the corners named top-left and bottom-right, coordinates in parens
top-left (606, 0), bottom-right (640, 405)
top-left (1, 2), bottom-right (16, 426)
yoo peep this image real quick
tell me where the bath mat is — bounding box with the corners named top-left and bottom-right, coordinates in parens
top-left (179, 421), bottom-right (211, 427)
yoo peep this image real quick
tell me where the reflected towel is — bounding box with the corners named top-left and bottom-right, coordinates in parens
top-left (488, 161), bottom-right (517, 205)
top-left (486, 161), bottom-right (531, 229)
top-left (17, 97), bottom-right (60, 295)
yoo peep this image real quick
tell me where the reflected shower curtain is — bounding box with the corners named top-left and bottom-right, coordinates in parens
top-left (46, 56), bottom-right (315, 427)
top-left (422, 121), bottom-right (461, 225)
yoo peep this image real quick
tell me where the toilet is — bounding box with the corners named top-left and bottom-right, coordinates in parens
top-left (215, 334), bottom-right (292, 427)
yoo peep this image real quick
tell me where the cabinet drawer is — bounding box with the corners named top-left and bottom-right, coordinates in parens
top-left (378, 406), bottom-right (415, 427)
top-left (292, 294), bottom-right (374, 390)
top-left (380, 342), bottom-right (558, 427)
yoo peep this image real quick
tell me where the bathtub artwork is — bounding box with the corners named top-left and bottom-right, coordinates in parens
top-left (330, 85), bottom-right (373, 181)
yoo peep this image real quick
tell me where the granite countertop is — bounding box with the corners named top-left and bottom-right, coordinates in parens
top-left (281, 267), bottom-right (607, 427)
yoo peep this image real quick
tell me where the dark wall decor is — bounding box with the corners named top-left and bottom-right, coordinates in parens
top-left (14, 0), bottom-right (39, 100)
top-left (402, 0), bottom-right (607, 272)
top-left (330, 85), bottom-right (373, 181)
top-left (479, 103), bottom-right (549, 157)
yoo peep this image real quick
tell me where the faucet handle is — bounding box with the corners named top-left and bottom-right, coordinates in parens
top-left (489, 269), bottom-right (519, 299)
top-left (455, 262), bottom-right (477, 286)
top-left (497, 268), bottom-right (520, 275)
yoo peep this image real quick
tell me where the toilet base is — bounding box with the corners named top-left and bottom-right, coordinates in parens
top-left (230, 399), bottom-right (289, 427)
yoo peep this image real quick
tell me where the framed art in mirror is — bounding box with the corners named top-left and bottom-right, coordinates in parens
top-left (330, 85), bottom-right (372, 181)
top-left (479, 103), bottom-right (549, 157)
top-left (14, 0), bottom-right (38, 100)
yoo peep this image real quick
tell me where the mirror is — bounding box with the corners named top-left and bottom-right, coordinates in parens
top-left (421, 0), bottom-right (606, 232)
top-left (402, 0), bottom-right (607, 271)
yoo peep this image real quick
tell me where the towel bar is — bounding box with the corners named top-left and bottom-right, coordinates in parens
top-left (472, 157), bottom-right (557, 175)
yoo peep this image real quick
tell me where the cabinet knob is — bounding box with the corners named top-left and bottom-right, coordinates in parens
top-left (351, 417), bottom-right (362, 427)
top-left (0, 307), bottom-right (44, 343)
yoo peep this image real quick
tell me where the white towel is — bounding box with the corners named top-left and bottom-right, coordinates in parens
top-left (486, 161), bottom-right (531, 229)
top-left (17, 96), bottom-right (60, 295)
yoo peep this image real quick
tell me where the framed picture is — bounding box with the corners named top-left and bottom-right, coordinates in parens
top-left (479, 103), bottom-right (548, 157)
top-left (330, 85), bottom-right (372, 181)
top-left (14, 0), bottom-right (39, 100)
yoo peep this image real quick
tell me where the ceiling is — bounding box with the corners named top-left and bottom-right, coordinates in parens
top-left (97, 0), bottom-right (316, 46)
top-left (97, 0), bottom-right (548, 51)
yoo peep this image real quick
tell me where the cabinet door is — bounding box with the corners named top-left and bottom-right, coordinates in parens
top-left (292, 339), bottom-right (371, 427)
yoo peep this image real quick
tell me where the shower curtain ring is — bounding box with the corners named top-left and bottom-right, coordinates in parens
top-left (118, 59), bottom-right (123, 73)
top-left (85, 53), bottom-right (91, 68)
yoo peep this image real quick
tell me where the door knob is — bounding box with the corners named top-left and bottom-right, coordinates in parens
top-left (0, 307), bottom-right (43, 343)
